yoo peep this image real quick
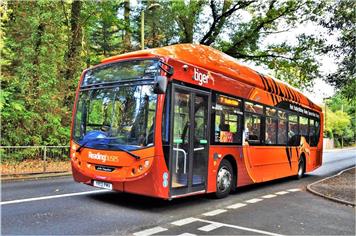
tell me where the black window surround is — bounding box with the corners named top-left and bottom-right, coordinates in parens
top-left (209, 91), bottom-right (321, 147)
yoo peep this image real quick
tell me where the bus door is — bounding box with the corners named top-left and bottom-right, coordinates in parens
top-left (170, 85), bottom-right (210, 197)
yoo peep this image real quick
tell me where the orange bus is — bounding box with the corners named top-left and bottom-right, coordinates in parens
top-left (70, 44), bottom-right (323, 199)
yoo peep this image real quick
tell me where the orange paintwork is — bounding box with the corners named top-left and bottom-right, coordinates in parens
top-left (102, 44), bottom-right (321, 112)
top-left (71, 44), bottom-right (323, 199)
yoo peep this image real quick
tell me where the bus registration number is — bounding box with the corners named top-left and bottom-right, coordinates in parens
top-left (93, 180), bottom-right (112, 190)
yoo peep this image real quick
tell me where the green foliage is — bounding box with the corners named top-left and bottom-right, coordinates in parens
top-left (1, 0), bottom-right (354, 150)
top-left (322, 0), bottom-right (356, 100)
top-left (325, 93), bottom-right (355, 147)
top-left (84, 0), bottom-right (124, 61)
top-left (2, 1), bottom-right (69, 146)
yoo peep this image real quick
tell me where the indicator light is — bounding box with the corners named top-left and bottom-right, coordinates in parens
top-left (144, 160), bottom-right (150, 167)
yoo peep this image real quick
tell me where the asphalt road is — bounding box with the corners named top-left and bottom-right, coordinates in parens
top-left (1, 148), bottom-right (355, 235)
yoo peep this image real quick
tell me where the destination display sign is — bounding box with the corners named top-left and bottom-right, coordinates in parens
top-left (276, 101), bottom-right (320, 119)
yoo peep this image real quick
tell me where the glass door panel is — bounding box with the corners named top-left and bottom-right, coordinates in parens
top-left (172, 89), bottom-right (190, 189)
top-left (170, 85), bottom-right (210, 196)
top-left (192, 94), bottom-right (208, 187)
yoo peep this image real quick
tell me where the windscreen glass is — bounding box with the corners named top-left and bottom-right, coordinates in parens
top-left (82, 59), bottom-right (160, 86)
top-left (73, 59), bottom-right (159, 151)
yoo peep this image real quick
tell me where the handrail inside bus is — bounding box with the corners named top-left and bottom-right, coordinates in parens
top-left (173, 147), bottom-right (187, 174)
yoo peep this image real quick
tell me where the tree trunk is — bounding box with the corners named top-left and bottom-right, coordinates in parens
top-left (123, 0), bottom-right (131, 51)
top-left (32, 23), bottom-right (45, 94)
top-left (63, 0), bottom-right (82, 107)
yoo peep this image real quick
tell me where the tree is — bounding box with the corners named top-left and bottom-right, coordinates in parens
top-left (209, 0), bottom-right (325, 89)
top-left (140, 0), bottom-right (326, 89)
top-left (325, 109), bottom-right (352, 147)
top-left (1, 0), bottom-right (69, 146)
top-left (1, 0), bottom-right (351, 149)
top-left (322, 0), bottom-right (356, 101)
top-left (199, 0), bottom-right (256, 46)
top-left (172, 0), bottom-right (205, 43)
top-left (63, 0), bottom-right (82, 108)
top-left (123, 0), bottom-right (131, 50)
top-left (325, 93), bottom-right (355, 147)
top-left (86, 0), bottom-right (123, 57)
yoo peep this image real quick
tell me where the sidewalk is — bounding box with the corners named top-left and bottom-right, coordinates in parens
top-left (323, 146), bottom-right (356, 153)
top-left (1, 172), bottom-right (71, 182)
top-left (307, 167), bottom-right (356, 206)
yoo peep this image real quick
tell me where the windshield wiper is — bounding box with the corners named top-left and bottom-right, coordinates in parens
top-left (76, 138), bottom-right (95, 153)
top-left (75, 138), bottom-right (140, 160)
top-left (76, 136), bottom-right (115, 153)
top-left (107, 144), bottom-right (140, 160)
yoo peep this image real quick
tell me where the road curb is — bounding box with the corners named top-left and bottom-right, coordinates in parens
top-left (1, 172), bottom-right (72, 182)
top-left (306, 166), bottom-right (356, 207)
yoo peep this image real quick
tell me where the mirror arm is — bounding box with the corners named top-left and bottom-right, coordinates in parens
top-left (159, 60), bottom-right (174, 76)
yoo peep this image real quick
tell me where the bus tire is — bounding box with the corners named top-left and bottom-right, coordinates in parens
top-left (297, 156), bottom-right (305, 179)
top-left (215, 159), bottom-right (233, 199)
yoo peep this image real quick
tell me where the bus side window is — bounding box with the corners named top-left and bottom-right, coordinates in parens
top-left (315, 120), bottom-right (320, 146)
top-left (310, 119), bottom-right (320, 147)
top-left (288, 114), bottom-right (299, 146)
top-left (309, 119), bottom-right (315, 146)
top-left (265, 117), bottom-right (277, 144)
top-left (244, 101), bottom-right (263, 145)
top-left (277, 110), bottom-right (287, 145)
top-left (299, 116), bottom-right (309, 138)
top-left (245, 114), bottom-right (261, 144)
top-left (214, 95), bottom-right (242, 144)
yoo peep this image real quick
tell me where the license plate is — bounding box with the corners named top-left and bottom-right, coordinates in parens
top-left (93, 180), bottom-right (112, 190)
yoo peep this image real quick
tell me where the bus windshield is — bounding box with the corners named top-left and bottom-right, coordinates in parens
top-left (72, 60), bottom-right (159, 151)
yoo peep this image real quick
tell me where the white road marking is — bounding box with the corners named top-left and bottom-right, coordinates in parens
top-left (202, 209), bottom-right (227, 216)
top-left (226, 203), bottom-right (247, 209)
top-left (0, 190), bottom-right (109, 206)
top-left (288, 188), bottom-right (301, 192)
top-left (133, 227), bottom-right (167, 236)
top-left (134, 189), bottom-right (296, 236)
top-left (198, 219), bottom-right (283, 236)
top-left (245, 198), bottom-right (263, 203)
top-left (275, 191), bottom-right (289, 195)
top-left (198, 222), bottom-right (224, 232)
top-left (171, 217), bottom-right (198, 226)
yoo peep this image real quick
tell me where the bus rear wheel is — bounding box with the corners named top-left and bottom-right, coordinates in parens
top-left (215, 159), bottom-right (233, 199)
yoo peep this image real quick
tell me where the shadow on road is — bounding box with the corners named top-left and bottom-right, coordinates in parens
top-left (87, 150), bottom-right (356, 212)
top-left (87, 174), bottom-right (313, 212)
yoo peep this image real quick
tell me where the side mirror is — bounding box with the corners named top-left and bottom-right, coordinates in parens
top-left (153, 76), bottom-right (168, 94)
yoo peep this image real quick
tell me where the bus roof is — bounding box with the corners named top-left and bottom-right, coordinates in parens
top-left (102, 44), bottom-right (321, 112)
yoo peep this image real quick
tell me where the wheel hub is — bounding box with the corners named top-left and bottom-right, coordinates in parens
top-left (217, 167), bottom-right (232, 192)
top-left (298, 164), bottom-right (303, 176)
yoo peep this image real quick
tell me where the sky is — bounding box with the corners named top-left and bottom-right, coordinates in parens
top-left (206, 3), bottom-right (337, 105)
top-left (237, 12), bottom-right (337, 105)
top-left (269, 21), bottom-right (337, 105)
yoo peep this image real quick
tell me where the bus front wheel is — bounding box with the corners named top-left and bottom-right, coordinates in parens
top-left (215, 159), bottom-right (233, 199)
